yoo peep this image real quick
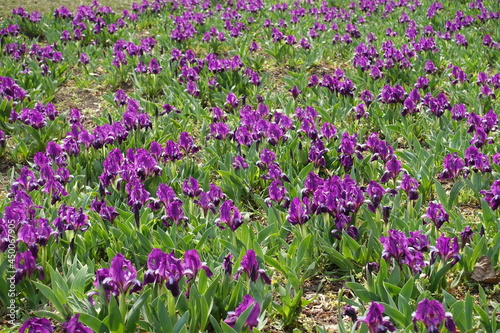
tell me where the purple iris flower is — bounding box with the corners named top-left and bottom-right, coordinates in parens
top-left (208, 183), bottom-right (225, 206)
top-left (178, 132), bottom-right (199, 155)
top-left (125, 178), bottom-right (150, 213)
top-left (19, 317), bottom-right (54, 333)
top-left (164, 140), bottom-right (183, 162)
top-left (451, 104), bottom-right (468, 121)
top-left (439, 153), bottom-right (465, 180)
top-left (266, 180), bottom-right (288, 207)
top-left (370, 140), bottom-right (394, 163)
top-left (465, 146), bottom-right (491, 173)
top-left (143, 249), bottom-right (182, 296)
top-left (183, 249), bottom-right (213, 282)
top-left (14, 250), bottom-right (45, 284)
top-left (222, 253), bottom-right (233, 275)
top-left (53, 205), bottom-right (89, 234)
top-left (232, 155), bottom-right (249, 170)
top-left (289, 85), bottom-right (302, 99)
top-left (215, 200), bottom-right (243, 231)
top-left (194, 191), bottom-right (216, 216)
top-left (18, 218), bottom-right (56, 257)
top-left (226, 92), bottom-right (239, 108)
top-left (480, 180), bottom-right (500, 210)
top-left (224, 294), bottom-right (260, 329)
top-left (412, 299), bottom-right (456, 333)
top-left (62, 313), bottom-right (93, 333)
top-left (262, 164), bottom-right (289, 182)
top-left (257, 148), bottom-right (276, 170)
top-left (422, 202), bottom-right (449, 229)
top-left (400, 174), bottom-right (420, 200)
top-left (415, 76), bottom-right (429, 90)
top-left (163, 200), bottom-right (188, 227)
top-left (366, 181), bottom-right (386, 213)
top-left (380, 156), bottom-right (401, 183)
top-left (355, 302), bottom-right (396, 333)
top-left (93, 253), bottom-right (141, 301)
top-left (209, 122), bottom-right (230, 140)
top-left (460, 226), bottom-right (473, 248)
top-left (91, 198), bottom-right (119, 223)
top-left (424, 60), bottom-right (438, 74)
top-left (286, 197), bottom-right (311, 225)
top-left (430, 234), bottom-right (461, 267)
top-left (320, 122), bottom-right (337, 141)
top-left (470, 127), bottom-right (493, 148)
top-left (380, 229), bottom-right (428, 273)
top-left (360, 90), bottom-right (374, 106)
top-left (148, 58), bottom-right (162, 74)
top-left (182, 177), bottom-right (201, 198)
top-left (234, 249), bottom-right (271, 284)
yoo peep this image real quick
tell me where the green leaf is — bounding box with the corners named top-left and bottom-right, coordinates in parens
top-left (71, 266), bottom-right (89, 295)
top-left (464, 292), bottom-right (474, 330)
top-left (434, 181), bottom-right (449, 210)
top-left (105, 296), bottom-right (124, 333)
top-left (380, 302), bottom-right (407, 327)
top-left (78, 313), bottom-right (107, 333)
top-left (125, 289), bottom-right (151, 333)
top-left (174, 311), bottom-right (190, 333)
top-left (345, 282), bottom-right (380, 303)
top-left (400, 277), bottom-right (414, 301)
top-left (33, 281), bottom-right (68, 318)
top-left (33, 310), bottom-right (65, 323)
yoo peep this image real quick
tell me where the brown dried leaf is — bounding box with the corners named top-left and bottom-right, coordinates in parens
top-left (471, 255), bottom-right (500, 284)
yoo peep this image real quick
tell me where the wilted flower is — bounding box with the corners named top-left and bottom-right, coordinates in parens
top-left (222, 253), bottom-right (233, 275)
top-left (412, 299), bottom-right (456, 332)
top-left (343, 304), bottom-right (358, 321)
top-left (224, 294), bottom-right (261, 329)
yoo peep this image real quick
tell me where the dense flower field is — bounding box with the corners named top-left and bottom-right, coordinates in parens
top-left (0, 0), bottom-right (499, 332)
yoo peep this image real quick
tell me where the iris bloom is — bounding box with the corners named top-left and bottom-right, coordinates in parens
top-left (224, 294), bottom-right (260, 329)
top-left (62, 313), bottom-right (93, 333)
top-left (19, 317), bottom-right (54, 333)
top-left (355, 302), bottom-right (396, 333)
top-left (92, 253), bottom-right (141, 302)
top-left (422, 202), bottom-right (449, 229)
top-left (412, 299), bottom-right (456, 332)
top-left (234, 249), bottom-right (271, 284)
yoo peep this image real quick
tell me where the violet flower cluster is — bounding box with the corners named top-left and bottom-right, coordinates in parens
top-left (143, 248), bottom-right (212, 297)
